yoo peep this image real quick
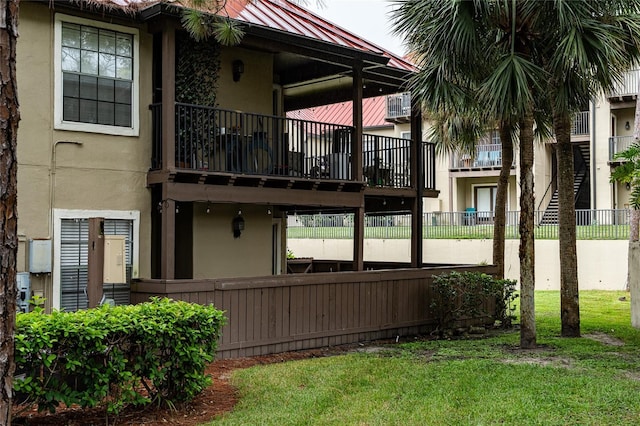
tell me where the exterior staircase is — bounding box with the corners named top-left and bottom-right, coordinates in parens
top-left (539, 144), bottom-right (590, 225)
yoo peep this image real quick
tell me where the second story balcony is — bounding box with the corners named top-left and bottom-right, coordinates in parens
top-left (610, 135), bottom-right (635, 162)
top-left (450, 143), bottom-right (504, 170)
top-left (571, 111), bottom-right (590, 137)
top-left (609, 69), bottom-right (640, 101)
top-left (385, 92), bottom-right (411, 123)
top-left (150, 103), bottom-right (436, 191)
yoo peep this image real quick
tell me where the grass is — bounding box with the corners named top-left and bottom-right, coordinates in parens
top-left (208, 291), bottom-right (640, 425)
top-left (287, 224), bottom-right (630, 240)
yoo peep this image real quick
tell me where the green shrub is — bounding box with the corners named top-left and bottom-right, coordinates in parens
top-left (430, 271), bottom-right (517, 334)
top-left (14, 298), bottom-right (226, 414)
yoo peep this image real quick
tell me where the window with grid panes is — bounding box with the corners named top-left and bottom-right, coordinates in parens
top-left (60, 21), bottom-right (133, 127)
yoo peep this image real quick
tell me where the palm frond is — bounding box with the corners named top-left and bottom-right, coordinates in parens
top-left (181, 9), bottom-right (210, 42)
top-left (211, 18), bottom-right (245, 46)
top-left (478, 54), bottom-right (545, 120)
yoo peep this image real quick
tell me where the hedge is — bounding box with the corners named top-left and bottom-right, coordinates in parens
top-left (14, 298), bottom-right (226, 414)
top-left (430, 271), bottom-right (518, 334)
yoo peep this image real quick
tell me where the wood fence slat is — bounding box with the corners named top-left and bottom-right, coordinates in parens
top-left (131, 265), bottom-right (497, 358)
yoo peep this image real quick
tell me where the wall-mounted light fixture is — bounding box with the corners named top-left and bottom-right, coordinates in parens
top-left (626, 121), bottom-right (631, 131)
top-left (626, 182), bottom-right (631, 190)
top-left (232, 210), bottom-right (245, 238)
top-left (232, 59), bottom-right (244, 82)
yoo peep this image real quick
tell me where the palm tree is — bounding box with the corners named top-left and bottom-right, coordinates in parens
top-left (392, 0), bottom-right (545, 348)
top-left (536, 0), bottom-right (640, 337)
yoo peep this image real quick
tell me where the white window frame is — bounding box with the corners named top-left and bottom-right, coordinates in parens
top-left (471, 184), bottom-right (499, 212)
top-left (400, 131), bottom-right (411, 140)
top-left (52, 209), bottom-right (140, 309)
top-left (54, 14), bottom-right (140, 136)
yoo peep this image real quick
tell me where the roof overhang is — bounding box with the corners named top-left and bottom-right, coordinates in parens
top-left (142, 2), bottom-right (413, 108)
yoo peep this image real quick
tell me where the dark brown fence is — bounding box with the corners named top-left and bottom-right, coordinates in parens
top-left (131, 265), bottom-right (497, 359)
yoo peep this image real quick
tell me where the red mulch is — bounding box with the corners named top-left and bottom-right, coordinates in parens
top-left (12, 345), bottom-right (360, 425)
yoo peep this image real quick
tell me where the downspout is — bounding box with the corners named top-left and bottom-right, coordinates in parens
top-left (591, 101), bottom-right (597, 209)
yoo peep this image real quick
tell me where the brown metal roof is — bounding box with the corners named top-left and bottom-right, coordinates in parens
top-left (223, 0), bottom-right (414, 72)
top-left (91, 0), bottom-right (414, 73)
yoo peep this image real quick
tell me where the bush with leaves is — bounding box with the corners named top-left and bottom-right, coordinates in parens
top-left (430, 271), bottom-right (517, 335)
top-left (14, 298), bottom-right (226, 414)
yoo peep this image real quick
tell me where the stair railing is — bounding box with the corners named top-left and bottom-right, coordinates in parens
top-left (537, 170), bottom-right (557, 211)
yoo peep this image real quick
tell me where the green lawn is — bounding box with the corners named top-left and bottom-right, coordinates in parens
top-left (208, 291), bottom-right (640, 425)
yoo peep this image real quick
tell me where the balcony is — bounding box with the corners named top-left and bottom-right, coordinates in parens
top-left (608, 69), bottom-right (640, 100)
top-left (450, 143), bottom-right (503, 170)
top-left (150, 103), bottom-right (436, 191)
top-left (609, 135), bottom-right (635, 161)
top-left (385, 92), bottom-right (411, 123)
top-left (571, 111), bottom-right (590, 136)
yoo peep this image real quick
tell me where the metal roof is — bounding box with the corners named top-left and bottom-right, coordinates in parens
top-left (288, 96), bottom-right (389, 129)
top-left (91, 0), bottom-right (414, 73)
top-left (223, 0), bottom-right (414, 72)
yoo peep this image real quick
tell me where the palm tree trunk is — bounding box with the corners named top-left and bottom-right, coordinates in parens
top-left (519, 110), bottom-right (536, 349)
top-left (0, 1), bottom-right (20, 423)
top-left (493, 123), bottom-right (514, 279)
top-left (554, 110), bottom-right (581, 337)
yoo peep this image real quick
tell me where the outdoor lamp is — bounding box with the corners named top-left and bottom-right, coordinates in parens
top-left (232, 60), bottom-right (244, 82)
top-left (233, 210), bottom-right (245, 238)
top-left (626, 121), bottom-right (631, 131)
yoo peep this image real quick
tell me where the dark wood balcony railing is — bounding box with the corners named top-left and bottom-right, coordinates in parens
top-left (150, 103), bottom-right (436, 190)
top-left (363, 134), bottom-right (410, 187)
top-left (152, 103), bottom-right (353, 178)
top-left (423, 142), bottom-right (436, 190)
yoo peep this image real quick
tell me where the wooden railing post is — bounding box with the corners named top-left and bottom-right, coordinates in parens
top-left (161, 22), bottom-right (176, 170)
top-left (352, 61), bottom-right (363, 183)
top-left (411, 96), bottom-right (423, 267)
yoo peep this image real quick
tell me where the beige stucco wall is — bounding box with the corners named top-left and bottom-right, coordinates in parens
top-left (594, 96), bottom-right (621, 210)
top-left (16, 4), bottom-right (153, 292)
top-left (192, 203), bottom-right (282, 278)
top-left (217, 47), bottom-right (274, 114)
top-left (288, 238), bottom-right (628, 291)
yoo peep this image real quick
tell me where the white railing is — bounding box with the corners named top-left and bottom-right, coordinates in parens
top-left (610, 135), bottom-right (635, 160)
top-left (609, 69), bottom-right (640, 98)
top-left (385, 92), bottom-right (411, 120)
top-left (451, 143), bottom-right (502, 169)
top-left (571, 111), bottom-right (589, 136)
top-left (287, 209), bottom-right (631, 240)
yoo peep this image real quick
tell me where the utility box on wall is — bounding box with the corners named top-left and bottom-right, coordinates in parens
top-left (104, 235), bottom-right (127, 284)
top-left (17, 272), bottom-right (31, 313)
top-left (29, 239), bottom-right (52, 273)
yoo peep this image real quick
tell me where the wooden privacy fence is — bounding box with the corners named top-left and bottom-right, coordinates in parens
top-left (131, 265), bottom-right (497, 359)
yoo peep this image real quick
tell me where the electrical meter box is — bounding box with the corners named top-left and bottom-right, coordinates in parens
top-left (29, 239), bottom-right (52, 273)
top-left (17, 272), bottom-right (31, 313)
top-left (104, 235), bottom-right (127, 284)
